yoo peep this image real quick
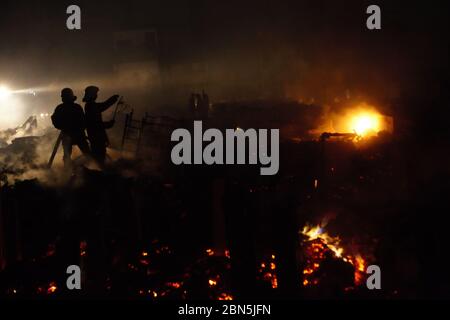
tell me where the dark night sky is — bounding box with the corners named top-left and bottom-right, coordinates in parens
top-left (0, 1), bottom-right (448, 108)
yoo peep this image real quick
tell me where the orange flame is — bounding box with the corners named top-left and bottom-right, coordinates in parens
top-left (301, 223), bottom-right (367, 288)
top-left (348, 111), bottom-right (381, 137)
top-left (218, 293), bottom-right (234, 300)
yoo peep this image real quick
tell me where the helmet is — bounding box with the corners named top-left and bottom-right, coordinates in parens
top-left (83, 85), bottom-right (99, 102)
top-left (61, 88), bottom-right (77, 102)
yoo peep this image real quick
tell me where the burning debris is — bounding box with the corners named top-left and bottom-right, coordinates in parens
top-left (0, 0), bottom-right (446, 303)
top-left (0, 95), bottom-right (418, 301)
top-left (257, 254), bottom-right (278, 290)
top-left (124, 245), bottom-right (236, 300)
top-left (0, 131), bottom-right (386, 300)
top-left (310, 103), bottom-right (393, 141)
top-left (300, 223), bottom-right (370, 291)
top-left (348, 110), bottom-right (382, 137)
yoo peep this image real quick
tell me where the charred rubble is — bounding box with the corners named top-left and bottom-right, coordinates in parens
top-left (0, 99), bottom-right (449, 300)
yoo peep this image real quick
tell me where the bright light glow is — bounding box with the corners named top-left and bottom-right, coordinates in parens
top-left (0, 89), bottom-right (26, 129)
top-left (0, 85), bottom-right (12, 99)
top-left (348, 110), bottom-right (381, 136)
top-left (309, 102), bottom-right (392, 139)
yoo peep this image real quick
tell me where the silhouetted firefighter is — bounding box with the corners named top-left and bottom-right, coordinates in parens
top-left (51, 88), bottom-right (90, 168)
top-left (188, 91), bottom-right (209, 121)
top-left (199, 90), bottom-right (209, 120)
top-left (188, 93), bottom-right (197, 118)
top-left (83, 86), bottom-right (119, 167)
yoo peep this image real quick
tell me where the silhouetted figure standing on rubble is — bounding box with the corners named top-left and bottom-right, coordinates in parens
top-left (198, 90), bottom-right (209, 121)
top-left (188, 93), bottom-right (197, 118)
top-left (51, 88), bottom-right (90, 168)
top-left (188, 92), bottom-right (209, 121)
top-left (194, 93), bottom-right (202, 119)
top-left (83, 86), bottom-right (119, 167)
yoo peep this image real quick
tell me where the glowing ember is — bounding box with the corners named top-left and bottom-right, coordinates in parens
top-left (80, 240), bottom-right (87, 257)
top-left (208, 279), bottom-right (217, 287)
top-left (47, 282), bottom-right (57, 294)
top-left (45, 243), bottom-right (56, 257)
top-left (218, 293), bottom-right (233, 300)
top-left (139, 249), bottom-right (151, 265)
top-left (139, 259), bottom-right (150, 265)
top-left (166, 282), bottom-right (182, 289)
top-left (258, 254), bottom-right (278, 289)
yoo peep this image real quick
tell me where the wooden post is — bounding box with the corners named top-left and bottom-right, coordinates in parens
top-left (135, 116), bottom-right (145, 157)
top-left (47, 132), bottom-right (63, 169)
top-left (121, 111), bottom-right (133, 152)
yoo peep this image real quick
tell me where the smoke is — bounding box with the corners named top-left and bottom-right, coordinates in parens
top-left (0, 0), bottom-right (444, 150)
top-left (1, 0), bottom-right (443, 133)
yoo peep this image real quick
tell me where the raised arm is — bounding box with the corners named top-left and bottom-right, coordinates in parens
top-left (98, 95), bottom-right (120, 112)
